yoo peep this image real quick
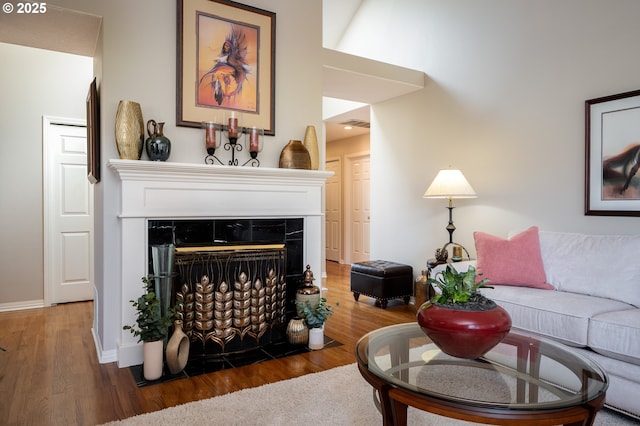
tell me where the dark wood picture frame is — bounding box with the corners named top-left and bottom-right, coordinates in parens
top-left (176, 0), bottom-right (276, 135)
top-left (86, 77), bottom-right (100, 184)
top-left (585, 89), bottom-right (640, 216)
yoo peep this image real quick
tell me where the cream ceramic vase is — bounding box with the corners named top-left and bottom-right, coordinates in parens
top-left (143, 339), bottom-right (164, 381)
top-left (115, 100), bottom-right (144, 160)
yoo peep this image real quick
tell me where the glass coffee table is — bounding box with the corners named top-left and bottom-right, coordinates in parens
top-left (356, 323), bottom-right (607, 425)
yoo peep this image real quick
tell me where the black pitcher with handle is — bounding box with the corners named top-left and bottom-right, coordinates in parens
top-left (145, 119), bottom-right (171, 161)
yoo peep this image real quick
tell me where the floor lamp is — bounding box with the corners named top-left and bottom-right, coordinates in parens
top-left (424, 169), bottom-right (477, 263)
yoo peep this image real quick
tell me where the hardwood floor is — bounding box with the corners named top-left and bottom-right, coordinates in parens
top-left (0, 261), bottom-right (416, 425)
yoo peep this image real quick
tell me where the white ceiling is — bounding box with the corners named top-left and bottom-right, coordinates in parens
top-left (0, 2), bottom-right (422, 142)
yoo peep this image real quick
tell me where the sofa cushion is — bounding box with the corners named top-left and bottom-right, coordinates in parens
top-left (538, 231), bottom-right (640, 307)
top-left (588, 309), bottom-right (640, 365)
top-left (474, 226), bottom-right (553, 289)
top-left (479, 286), bottom-right (634, 347)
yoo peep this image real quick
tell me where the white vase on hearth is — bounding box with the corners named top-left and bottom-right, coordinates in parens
top-left (308, 327), bottom-right (324, 350)
top-left (143, 339), bottom-right (164, 381)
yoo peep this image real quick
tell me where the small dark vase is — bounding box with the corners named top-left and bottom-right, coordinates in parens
top-left (145, 120), bottom-right (171, 161)
top-left (417, 302), bottom-right (511, 359)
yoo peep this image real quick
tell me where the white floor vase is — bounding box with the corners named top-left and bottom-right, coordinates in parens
top-left (143, 340), bottom-right (164, 381)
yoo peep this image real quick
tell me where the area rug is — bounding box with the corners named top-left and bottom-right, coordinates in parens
top-left (105, 363), bottom-right (636, 425)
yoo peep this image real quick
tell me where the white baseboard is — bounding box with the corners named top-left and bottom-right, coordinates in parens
top-left (92, 327), bottom-right (118, 364)
top-left (0, 299), bottom-right (45, 312)
top-left (118, 342), bottom-right (143, 368)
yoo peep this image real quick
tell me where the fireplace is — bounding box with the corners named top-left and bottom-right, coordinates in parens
top-left (109, 159), bottom-right (332, 368)
top-left (148, 218), bottom-right (305, 357)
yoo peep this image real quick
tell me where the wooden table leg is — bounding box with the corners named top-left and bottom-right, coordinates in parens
top-left (378, 384), bottom-right (396, 426)
top-left (390, 395), bottom-right (409, 426)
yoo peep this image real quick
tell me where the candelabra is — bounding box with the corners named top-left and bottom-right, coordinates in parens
top-left (202, 113), bottom-right (263, 167)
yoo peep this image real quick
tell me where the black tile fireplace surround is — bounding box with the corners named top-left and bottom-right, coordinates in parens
top-left (148, 217), bottom-right (305, 308)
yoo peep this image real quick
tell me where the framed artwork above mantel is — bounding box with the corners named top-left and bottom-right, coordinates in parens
top-left (176, 0), bottom-right (276, 135)
top-left (585, 89), bottom-right (640, 216)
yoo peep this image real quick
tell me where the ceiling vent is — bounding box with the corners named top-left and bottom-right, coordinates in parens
top-left (340, 119), bottom-right (370, 128)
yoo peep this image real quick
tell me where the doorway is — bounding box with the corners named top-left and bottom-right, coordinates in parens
top-left (345, 153), bottom-right (371, 264)
top-left (325, 158), bottom-right (342, 262)
top-left (43, 117), bottom-right (95, 305)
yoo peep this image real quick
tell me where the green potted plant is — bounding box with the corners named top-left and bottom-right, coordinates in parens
top-left (417, 264), bottom-right (511, 359)
top-left (123, 276), bottom-right (174, 380)
top-left (297, 297), bottom-right (337, 350)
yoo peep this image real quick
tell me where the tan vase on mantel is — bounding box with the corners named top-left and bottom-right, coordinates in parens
top-left (279, 140), bottom-right (311, 169)
top-left (303, 125), bottom-right (319, 170)
top-left (115, 100), bottom-right (144, 160)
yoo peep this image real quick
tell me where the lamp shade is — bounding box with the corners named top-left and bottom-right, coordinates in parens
top-left (423, 169), bottom-right (477, 199)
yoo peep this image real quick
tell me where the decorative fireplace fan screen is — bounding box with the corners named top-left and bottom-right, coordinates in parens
top-left (173, 245), bottom-right (287, 356)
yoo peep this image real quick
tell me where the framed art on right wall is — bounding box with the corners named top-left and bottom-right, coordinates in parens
top-left (585, 89), bottom-right (640, 216)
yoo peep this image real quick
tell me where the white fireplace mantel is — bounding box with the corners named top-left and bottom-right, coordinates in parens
top-left (108, 159), bottom-right (332, 367)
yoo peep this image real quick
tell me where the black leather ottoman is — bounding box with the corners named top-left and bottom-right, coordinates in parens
top-left (350, 260), bottom-right (413, 309)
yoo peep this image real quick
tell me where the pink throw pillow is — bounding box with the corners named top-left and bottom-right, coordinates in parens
top-left (474, 226), bottom-right (553, 289)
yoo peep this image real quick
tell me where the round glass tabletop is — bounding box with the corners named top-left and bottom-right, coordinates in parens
top-left (355, 322), bottom-right (608, 411)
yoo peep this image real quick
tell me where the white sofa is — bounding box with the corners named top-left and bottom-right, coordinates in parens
top-left (431, 229), bottom-right (640, 418)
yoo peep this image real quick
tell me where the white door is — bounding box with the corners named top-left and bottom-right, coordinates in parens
top-left (348, 155), bottom-right (370, 263)
top-left (44, 119), bottom-right (94, 305)
top-left (325, 158), bottom-right (341, 262)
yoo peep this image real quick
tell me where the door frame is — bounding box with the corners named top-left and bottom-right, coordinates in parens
top-left (42, 115), bottom-right (88, 306)
top-left (344, 151), bottom-right (370, 265)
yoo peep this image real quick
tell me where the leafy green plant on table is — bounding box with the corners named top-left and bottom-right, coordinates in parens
top-left (123, 276), bottom-right (174, 343)
top-left (426, 264), bottom-right (493, 308)
top-left (297, 297), bottom-right (338, 329)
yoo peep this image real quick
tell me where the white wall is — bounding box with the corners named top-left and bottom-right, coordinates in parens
top-left (48, 0), bottom-right (323, 359)
top-left (0, 42), bottom-right (92, 307)
top-left (337, 0), bottom-right (640, 272)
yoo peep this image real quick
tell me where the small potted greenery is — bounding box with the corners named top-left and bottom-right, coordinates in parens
top-left (428, 263), bottom-right (493, 306)
top-left (417, 264), bottom-right (511, 359)
top-left (123, 276), bottom-right (174, 380)
top-left (297, 297), bottom-right (337, 350)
